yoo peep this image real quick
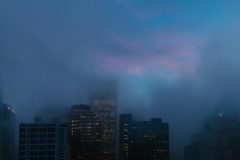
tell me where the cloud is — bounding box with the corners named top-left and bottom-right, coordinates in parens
top-left (94, 31), bottom-right (202, 78)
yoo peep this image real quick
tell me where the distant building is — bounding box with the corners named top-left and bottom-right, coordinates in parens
top-left (37, 108), bottom-right (71, 124)
top-left (18, 117), bottom-right (68, 160)
top-left (0, 67), bottom-right (16, 160)
top-left (184, 111), bottom-right (240, 160)
top-left (2, 104), bottom-right (16, 160)
top-left (119, 114), bottom-right (169, 160)
top-left (69, 104), bottom-right (102, 160)
top-left (0, 50), bottom-right (16, 160)
top-left (0, 69), bottom-right (4, 160)
top-left (91, 80), bottom-right (117, 160)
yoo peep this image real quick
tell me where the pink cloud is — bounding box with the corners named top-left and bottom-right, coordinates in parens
top-left (153, 32), bottom-right (201, 56)
top-left (93, 31), bottom-right (203, 78)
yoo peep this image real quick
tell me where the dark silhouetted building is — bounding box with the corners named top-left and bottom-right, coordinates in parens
top-left (19, 117), bottom-right (68, 160)
top-left (0, 67), bottom-right (4, 160)
top-left (69, 104), bottom-right (102, 160)
top-left (184, 110), bottom-right (240, 160)
top-left (119, 114), bottom-right (169, 160)
top-left (91, 80), bottom-right (117, 160)
top-left (0, 104), bottom-right (3, 160)
top-left (1, 104), bottom-right (16, 160)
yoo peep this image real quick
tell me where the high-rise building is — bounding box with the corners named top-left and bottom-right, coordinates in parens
top-left (19, 117), bottom-right (68, 160)
top-left (69, 104), bottom-right (102, 160)
top-left (0, 103), bottom-right (3, 160)
top-left (0, 62), bottom-right (4, 160)
top-left (91, 80), bottom-right (117, 160)
top-left (184, 110), bottom-right (240, 160)
top-left (119, 114), bottom-right (169, 160)
top-left (2, 104), bottom-right (16, 160)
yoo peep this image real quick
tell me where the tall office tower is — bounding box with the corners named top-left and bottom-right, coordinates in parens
top-left (184, 110), bottom-right (240, 160)
top-left (2, 104), bottom-right (16, 160)
top-left (119, 114), bottom-right (169, 160)
top-left (69, 104), bottom-right (102, 160)
top-left (19, 117), bottom-right (68, 160)
top-left (91, 80), bottom-right (117, 160)
top-left (0, 61), bottom-right (4, 160)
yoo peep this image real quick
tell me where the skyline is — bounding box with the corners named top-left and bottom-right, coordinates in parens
top-left (1, 1), bottom-right (240, 160)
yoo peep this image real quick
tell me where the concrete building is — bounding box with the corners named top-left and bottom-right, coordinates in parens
top-left (119, 114), bottom-right (169, 160)
top-left (69, 104), bottom-right (102, 160)
top-left (18, 117), bottom-right (68, 160)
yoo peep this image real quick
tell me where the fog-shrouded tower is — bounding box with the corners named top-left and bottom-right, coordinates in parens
top-left (0, 53), bottom-right (4, 160)
top-left (2, 104), bottom-right (16, 160)
top-left (90, 80), bottom-right (117, 160)
top-left (184, 107), bottom-right (240, 160)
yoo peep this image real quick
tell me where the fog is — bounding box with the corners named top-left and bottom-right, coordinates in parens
top-left (1, 1), bottom-right (240, 160)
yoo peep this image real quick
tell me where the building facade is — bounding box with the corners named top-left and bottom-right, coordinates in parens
top-left (119, 114), bottom-right (169, 160)
top-left (19, 117), bottom-right (68, 160)
top-left (69, 104), bottom-right (102, 160)
top-left (91, 80), bottom-right (117, 160)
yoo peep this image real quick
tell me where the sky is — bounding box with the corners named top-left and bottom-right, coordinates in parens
top-left (1, 0), bottom-right (240, 159)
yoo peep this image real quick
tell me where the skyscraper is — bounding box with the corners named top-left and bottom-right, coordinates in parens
top-left (91, 80), bottom-right (117, 160)
top-left (119, 114), bottom-right (169, 160)
top-left (69, 104), bottom-right (102, 160)
top-left (184, 110), bottom-right (240, 160)
top-left (2, 104), bottom-right (16, 160)
top-left (19, 117), bottom-right (68, 160)
top-left (0, 57), bottom-right (4, 160)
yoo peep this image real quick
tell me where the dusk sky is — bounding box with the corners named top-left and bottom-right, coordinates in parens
top-left (1, 1), bottom-right (240, 160)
